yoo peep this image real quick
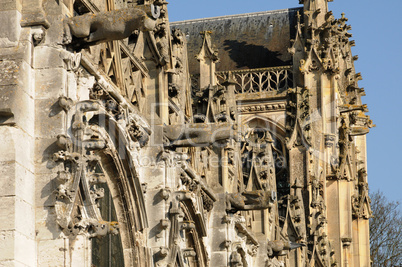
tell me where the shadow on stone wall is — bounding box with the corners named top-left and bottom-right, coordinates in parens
top-left (223, 40), bottom-right (288, 69)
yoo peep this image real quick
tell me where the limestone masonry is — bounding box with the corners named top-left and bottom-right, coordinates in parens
top-left (0, 0), bottom-right (373, 266)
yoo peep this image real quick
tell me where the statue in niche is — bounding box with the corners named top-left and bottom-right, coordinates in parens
top-left (63, 5), bottom-right (160, 47)
top-left (311, 177), bottom-right (322, 208)
top-left (154, 22), bottom-right (170, 66)
top-left (242, 127), bottom-right (276, 190)
top-left (163, 123), bottom-right (238, 147)
top-left (226, 190), bottom-right (276, 212)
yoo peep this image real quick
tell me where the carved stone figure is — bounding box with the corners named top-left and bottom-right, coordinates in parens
top-left (226, 190), bottom-right (276, 212)
top-left (267, 240), bottom-right (305, 257)
top-left (88, 220), bottom-right (119, 238)
top-left (172, 28), bottom-right (185, 47)
top-left (127, 114), bottom-right (152, 146)
top-left (230, 251), bottom-right (244, 267)
top-left (63, 6), bottom-right (160, 46)
top-left (154, 22), bottom-right (170, 66)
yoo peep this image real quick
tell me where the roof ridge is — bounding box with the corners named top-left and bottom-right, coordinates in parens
top-left (170, 7), bottom-right (302, 26)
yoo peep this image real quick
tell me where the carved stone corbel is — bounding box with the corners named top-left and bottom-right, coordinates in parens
top-left (58, 96), bottom-right (74, 111)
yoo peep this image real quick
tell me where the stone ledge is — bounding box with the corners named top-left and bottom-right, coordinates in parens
top-left (0, 11), bottom-right (21, 46)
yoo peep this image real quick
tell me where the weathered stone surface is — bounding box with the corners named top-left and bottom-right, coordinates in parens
top-left (35, 172), bottom-right (57, 208)
top-left (0, 128), bottom-right (34, 172)
top-left (0, 0), bottom-right (372, 266)
top-left (0, 11), bottom-right (21, 46)
top-left (0, 59), bottom-right (31, 90)
top-left (37, 238), bottom-right (65, 267)
top-left (35, 68), bottom-right (67, 99)
top-left (0, 260), bottom-right (30, 267)
top-left (35, 207), bottom-right (62, 240)
top-left (0, 41), bottom-right (32, 66)
top-left (0, 161), bottom-right (35, 204)
top-left (0, 230), bottom-right (35, 266)
top-left (34, 98), bottom-right (66, 138)
top-left (0, 196), bottom-right (35, 239)
top-left (0, 84), bottom-right (34, 134)
top-left (33, 46), bottom-right (65, 69)
top-left (0, 0), bottom-right (21, 11)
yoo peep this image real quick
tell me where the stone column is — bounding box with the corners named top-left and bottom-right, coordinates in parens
top-left (0, 1), bottom-right (36, 265)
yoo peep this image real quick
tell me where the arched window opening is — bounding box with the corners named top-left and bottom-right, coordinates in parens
top-left (240, 120), bottom-right (289, 199)
top-left (91, 180), bottom-right (124, 267)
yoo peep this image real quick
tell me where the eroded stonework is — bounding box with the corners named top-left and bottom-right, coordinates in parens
top-left (0, 0), bottom-right (372, 266)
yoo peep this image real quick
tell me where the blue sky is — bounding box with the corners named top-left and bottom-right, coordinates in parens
top-left (168, 0), bottom-right (402, 203)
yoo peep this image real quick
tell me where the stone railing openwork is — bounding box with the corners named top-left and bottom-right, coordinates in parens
top-left (216, 66), bottom-right (293, 94)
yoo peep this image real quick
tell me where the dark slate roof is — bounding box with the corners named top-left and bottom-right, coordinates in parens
top-left (171, 7), bottom-right (302, 75)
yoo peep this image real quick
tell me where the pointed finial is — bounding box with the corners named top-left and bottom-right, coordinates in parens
top-left (297, 11), bottom-right (302, 24)
top-left (200, 30), bottom-right (212, 37)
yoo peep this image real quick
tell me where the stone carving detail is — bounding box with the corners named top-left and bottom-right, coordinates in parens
top-left (238, 103), bottom-right (286, 114)
top-left (153, 22), bottom-right (170, 66)
top-left (164, 123), bottom-right (237, 147)
top-left (266, 258), bottom-right (285, 267)
top-left (52, 100), bottom-right (116, 238)
top-left (52, 90), bottom-right (151, 240)
top-left (352, 169), bottom-right (372, 219)
top-left (226, 190), bottom-right (276, 212)
top-left (63, 6), bottom-right (160, 46)
top-left (325, 134), bottom-right (336, 148)
top-left (230, 250), bottom-right (244, 267)
top-left (267, 240), bottom-right (305, 257)
top-left (216, 66), bottom-right (293, 94)
top-left (127, 114), bottom-right (152, 147)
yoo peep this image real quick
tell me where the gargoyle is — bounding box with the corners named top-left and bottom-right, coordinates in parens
top-left (164, 123), bottom-right (238, 147)
top-left (88, 220), bottom-right (119, 238)
top-left (63, 5), bottom-right (160, 47)
top-left (226, 190), bottom-right (276, 212)
top-left (267, 240), bottom-right (305, 257)
top-left (172, 28), bottom-right (185, 46)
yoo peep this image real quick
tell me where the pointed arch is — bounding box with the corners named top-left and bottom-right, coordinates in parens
top-left (164, 194), bottom-right (209, 267)
top-left (243, 115), bottom-right (286, 141)
top-left (89, 111), bottom-right (151, 266)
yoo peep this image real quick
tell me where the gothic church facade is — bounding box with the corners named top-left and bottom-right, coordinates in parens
top-left (0, 0), bottom-right (372, 266)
